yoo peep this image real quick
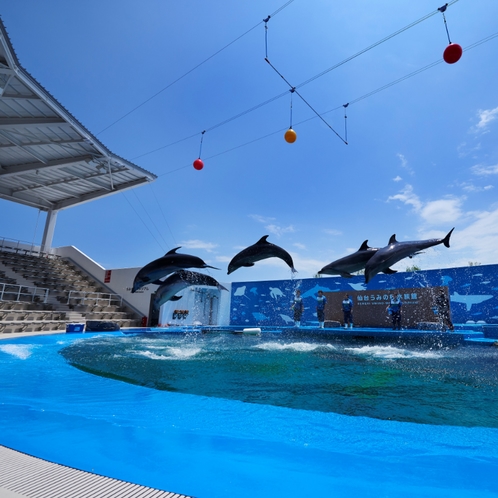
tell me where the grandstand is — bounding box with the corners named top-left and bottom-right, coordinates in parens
top-left (0, 18), bottom-right (156, 332)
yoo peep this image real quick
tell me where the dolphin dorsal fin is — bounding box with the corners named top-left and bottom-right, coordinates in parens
top-left (358, 240), bottom-right (370, 251)
top-left (388, 234), bottom-right (397, 244)
top-left (256, 235), bottom-right (269, 244)
top-left (165, 247), bottom-right (181, 256)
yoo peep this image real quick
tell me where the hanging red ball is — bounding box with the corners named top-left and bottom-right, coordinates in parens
top-left (193, 158), bottom-right (204, 170)
top-left (443, 43), bottom-right (463, 64)
top-left (284, 128), bottom-right (297, 144)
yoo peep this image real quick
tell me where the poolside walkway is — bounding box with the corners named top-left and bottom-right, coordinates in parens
top-left (0, 445), bottom-right (192, 498)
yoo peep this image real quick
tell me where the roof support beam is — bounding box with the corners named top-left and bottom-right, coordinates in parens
top-left (0, 154), bottom-right (95, 176)
top-left (0, 117), bottom-right (66, 128)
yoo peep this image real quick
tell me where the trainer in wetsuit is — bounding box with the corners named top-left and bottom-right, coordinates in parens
top-left (388, 293), bottom-right (402, 330)
top-left (342, 294), bottom-right (353, 328)
top-left (292, 289), bottom-right (304, 328)
top-left (435, 291), bottom-right (454, 331)
top-left (316, 290), bottom-right (327, 329)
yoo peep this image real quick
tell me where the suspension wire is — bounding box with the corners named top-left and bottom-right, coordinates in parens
top-left (149, 183), bottom-right (178, 246)
top-left (134, 2), bottom-right (461, 159)
top-left (131, 190), bottom-right (170, 249)
top-left (438, 4), bottom-right (452, 43)
top-left (123, 193), bottom-right (166, 251)
top-left (265, 57), bottom-right (347, 143)
top-left (343, 103), bottom-right (349, 144)
top-left (96, 0), bottom-right (296, 136)
top-left (154, 30), bottom-right (498, 178)
top-left (295, 0), bottom-right (459, 90)
top-left (198, 130), bottom-right (206, 158)
top-left (31, 209), bottom-right (41, 248)
top-left (289, 89), bottom-right (294, 128)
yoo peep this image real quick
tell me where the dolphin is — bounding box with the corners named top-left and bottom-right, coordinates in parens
top-left (318, 240), bottom-right (396, 278)
top-left (227, 235), bottom-right (297, 275)
top-left (364, 228), bottom-right (454, 284)
top-left (152, 270), bottom-right (228, 309)
top-left (132, 247), bottom-right (220, 293)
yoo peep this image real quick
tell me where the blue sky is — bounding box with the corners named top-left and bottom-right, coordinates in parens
top-left (1, 0), bottom-right (498, 283)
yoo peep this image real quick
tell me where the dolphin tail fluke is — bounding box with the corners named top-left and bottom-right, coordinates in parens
top-left (443, 228), bottom-right (455, 248)
top-left (382, 268), bottom-right (397, 275)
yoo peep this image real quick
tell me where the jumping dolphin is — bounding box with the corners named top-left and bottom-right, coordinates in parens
top-left (318, 240), bottom-right (396, 278)
top-left (364, 228), bottom-right (454, 284)
top-left (132, 247), bottom-right (220, 293)
top-left (152, 270), bottom-right (228, 309)
top-left (227, 235), bottom-right (297, 275)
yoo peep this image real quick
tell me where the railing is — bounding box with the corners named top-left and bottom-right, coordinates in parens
top-left (67, 290), bottom-right (123, 307)
top-left (0, 282), bottom-right (49, 303)
top-left (0, 237), bottom-right (57, 259)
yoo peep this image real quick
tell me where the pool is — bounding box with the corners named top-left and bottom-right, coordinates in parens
top-left (1, 332), bottom-right (498, 497)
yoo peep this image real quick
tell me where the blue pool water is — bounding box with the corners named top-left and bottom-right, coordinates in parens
top-left (1, 332), bottom-right (498, 497)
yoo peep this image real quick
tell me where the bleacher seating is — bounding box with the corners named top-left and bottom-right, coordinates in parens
top-left (0, 248), bottom-right (141, 334)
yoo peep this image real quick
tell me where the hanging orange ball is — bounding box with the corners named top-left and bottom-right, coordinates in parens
top-left (443, 43), bottom-right (463, 64)
top-left (284, 128), bottom-right (297, 143)
top-left (193, 158), bottom-right (204, 170)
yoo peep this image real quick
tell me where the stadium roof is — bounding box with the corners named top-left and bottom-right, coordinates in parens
top-left (0, 18), bottom-right (157, 214)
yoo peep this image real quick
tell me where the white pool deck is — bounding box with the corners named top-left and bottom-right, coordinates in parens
top-left (0, 445), bottom-right (192, 498)
top-left (0, 332), bottom-right (193, 498)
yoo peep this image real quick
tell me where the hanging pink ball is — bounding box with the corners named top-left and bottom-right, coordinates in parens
top-left (193, 158), bottom-right (204, 170)
top-left (443, 43), bottom-right (463, 64)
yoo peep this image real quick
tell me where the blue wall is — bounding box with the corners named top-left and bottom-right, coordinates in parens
top-left (229, 264), bottom-right (498, 327)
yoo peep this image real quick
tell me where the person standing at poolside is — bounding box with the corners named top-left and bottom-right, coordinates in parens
top-left (316, 290), bottom-right (327, 328)
top-left (291, 289), bottom-right (304, 327)
top-left (342, 293), bottom-right (353, 328)
top-left (435, 291), bottom-right (454, 332)
top-left (387, 292), bottom-right (402, 330)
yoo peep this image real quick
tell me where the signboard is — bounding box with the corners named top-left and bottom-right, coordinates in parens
top-left (324, 286), bottom-right (450, 328)
top-left (104, 269), bottom-right (112, 283)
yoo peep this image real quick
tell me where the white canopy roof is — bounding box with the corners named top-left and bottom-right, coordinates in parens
top-left (0, 18), bottom-right (156, 213)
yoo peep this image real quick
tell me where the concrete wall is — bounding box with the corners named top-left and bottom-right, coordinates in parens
top-left (54, 245), bottom-right (231, 325)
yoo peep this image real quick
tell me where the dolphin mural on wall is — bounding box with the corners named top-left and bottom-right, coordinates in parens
top-left (318, 240), bottom-right (395, 278)
top-left (450, 292), bottom-right (494, 311)
top-left (364, 228), bottom-right (454, 284)
top-left (132, 247), bottom-right (220, 293)
top-left (152, 270), bottom-right (228, 309)
top-left (227, 235), bottom-right (297, 274)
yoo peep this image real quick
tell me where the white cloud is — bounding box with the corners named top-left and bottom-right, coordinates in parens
top-left (475, 106), bottom-right (498, 131)
top-left (420, 199), bottom-right (463, 225)
top-left (266, 224), bottom-right (295, 237)
top-left (387, 184), bottom-right (422, 211)
top-left (179, 239), bottom-right (218, 252)
top-left (249, 214), bottom-right (275, 224)
top-left (393, 175), bottom-right (402, 182)
top-left (397, 153), bottom-right (413, 175)
top-left (471, 163), bottom-right (498, 176)
top-left (293, 242), bottom-right (306, 250)
top-left (323, 228), bottom-right (342, 236)
top-left (460, 183), bottom-right (494, 193)
top-left (388, 185), bottom-right (464, 225)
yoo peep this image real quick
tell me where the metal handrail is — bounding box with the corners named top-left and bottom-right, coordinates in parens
top-left (0, 282), bottom-right (49, 303)
top-left (0, 236), bottom-right (58, 259)
top-left (67, 290), bottom-right (123, 307)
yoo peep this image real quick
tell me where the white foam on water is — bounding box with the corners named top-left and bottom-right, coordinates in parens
top-left (255, 342), bottom-right (336, 353)
top-left (0, 344), bottom-right (34, 360)
top-left (345, 345), bottom-right (442, 360)
top-left (135, 346), bottom-right (202, 361)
